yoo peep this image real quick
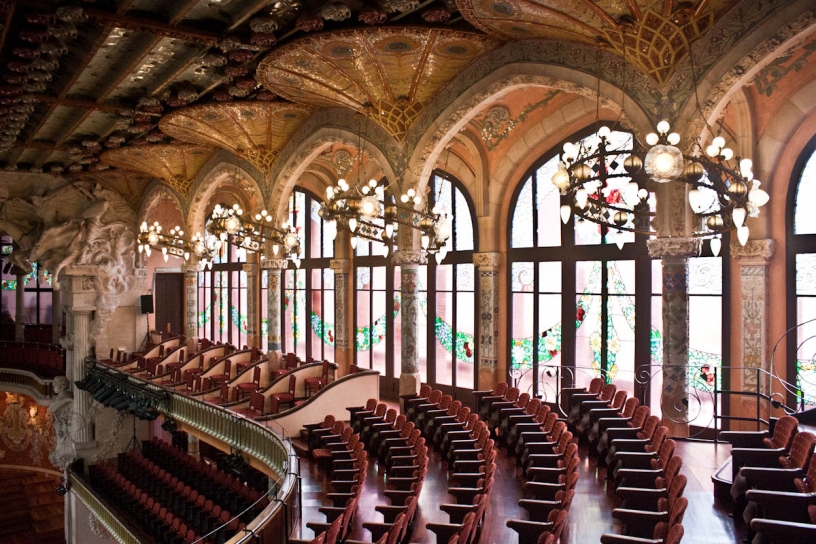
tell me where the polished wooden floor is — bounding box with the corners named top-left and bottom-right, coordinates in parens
top-left (0, 469), bottom-right (65, 544)
top-left (294, 438), bottom-right (742, 543)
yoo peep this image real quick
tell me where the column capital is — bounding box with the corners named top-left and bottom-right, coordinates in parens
top-left (393, 250), bottom-right (427, 266)
top-left (182, 263), bottom-right (200, 274)
top-left (330, 258), bottom-right (352, 273)
top-left (260, 258), bottom-right (288, 270)
top-left (242, 262), bottom-right (258, 274)
top-left (473, 252), bottom-right (502, 270)
top-left (731, 239), bottom-right (775, 263)
top-left (647, 237), bottom-right (702, 260)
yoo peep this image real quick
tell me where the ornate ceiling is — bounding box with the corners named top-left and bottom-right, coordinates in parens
top-left (257, 28), bottom-right (501, 142)
top-left (0, 0), bottom-right (803, 210)
top-left (159, 101), bottom-right (313, 177)
top-left (455, 0), bottom-right (740, 86)
top-left (100, 144), bottom-right (217, 196)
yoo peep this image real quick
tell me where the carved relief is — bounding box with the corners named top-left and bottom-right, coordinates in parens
top-left (731, 239), bottom-right (775, 262)
top-left (48, 376), bottom-right (77, 471)
top-left (647, 237), bottom-right (703, 259)
top-left (392, 250), bottom-right (427, 266)
top-left (473, 252), bottom-right (501, 269)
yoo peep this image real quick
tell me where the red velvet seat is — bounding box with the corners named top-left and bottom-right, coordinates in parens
top-left (305, 360), bottom-right (330, 398)
top-left (269, 374), bottom-right (296, 411)
top-left (236, 366), bottom-right (261, 399)
top-left (204, 383), bottom-right (231, 406)
top-left (207, 358), bottom-right (232, 388)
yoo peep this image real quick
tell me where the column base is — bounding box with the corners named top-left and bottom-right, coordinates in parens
top-left (478, 363), bottom-right (498, 391)
top-left (398, 372), bottom-right (422, 413)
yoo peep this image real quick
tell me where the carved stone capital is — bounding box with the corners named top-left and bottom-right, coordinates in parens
top-left (242, 263), bottom-right (258, 275)
top-left (473, 252), bottom-right (502, 270)
top-left (731, 239), bottom-right (775, 263)
top-left (393, 250), bottom-right (427, 266)
top-left (647, 237), bottom-right (702, 259)
top-left (182, 263), bottom-right (200, 274)
top-left (260, 258), bottom-right (288, 270)
top-left (330, 258), bottom-right (352, 273)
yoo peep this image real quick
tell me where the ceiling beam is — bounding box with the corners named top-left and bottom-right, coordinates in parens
top-left (83, 8), bottom-right (220, 45)
top-left (34, 95), bottom-right (122, 113)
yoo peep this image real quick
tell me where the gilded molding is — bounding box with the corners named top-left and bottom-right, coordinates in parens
top-left (260, 258), bottom-right (288, 270)
top-left (392, 250), bottom-right (427, 266)
top-left (473, 252), bottom-right (501, 269)
top-left (330, 258), bottom-right (352, 273)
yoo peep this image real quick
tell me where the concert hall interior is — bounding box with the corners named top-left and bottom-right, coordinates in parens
top-left (1, 1), bottom-right (816, 543)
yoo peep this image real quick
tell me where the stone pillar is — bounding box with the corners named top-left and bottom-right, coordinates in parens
top-left (261, 258), bottom-right (287, 364)
top-left (15, 271), bottom-right (24, 341)
top-left (330, 259), bottom-right (352, 375)
top-left (52, 287), bottom-right (62, 345)
top-left (183, 263), bottom-right (198, 344)
top-left (732, 240), bottom-right (775, 421)
top-left (187, 434), bottom-right (200, 456)
top-left (70, 309), bottom-right (94, 445)
top-left (243, 260), bottom-right (259, 348)
top-left (473, 252), bottom-right (501, 390)
top-left (647, 237), bottom-right (702, 437)
top-left (393, 250), bottom-right (426, 400)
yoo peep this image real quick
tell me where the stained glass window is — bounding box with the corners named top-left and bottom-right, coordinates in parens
top-left (277, 188), bottom-right (335, 361)
top-left (508, 128), bottom-right (656, 400)
top-left (795, 150), bottom-right (816, 234)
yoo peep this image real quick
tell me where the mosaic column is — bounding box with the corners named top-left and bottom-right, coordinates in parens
top-left (647, 237), bottom-right (702, 437)
top-left (330, 258), bottom-right (352, 375)
top-left (262, 259), bottom-right (287, 363)
top-left (15, 270), bottom-right (24, 341)
top-left (394, 250), bottom-right (427, 399)
top-left (243, 261), bottom-right (259, 348)
top-left (731, 240), bottom-right (775, 423)
top-left (473, 252), bottom-right (501, 390)
top-left (183, 263), bottom-right (198, 343)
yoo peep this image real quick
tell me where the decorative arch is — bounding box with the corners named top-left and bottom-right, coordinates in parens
top-left (186, 161), bottom-right (264, 238)
top-left (137, 183), bottom-right (185, 227)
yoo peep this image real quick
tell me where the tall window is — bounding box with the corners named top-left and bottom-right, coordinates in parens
top-left (508, 129), bottom-right (651, 399)
top-left (1, 237), bottom-right (53, 335)
top-left (198, 224), bottom-right (248, 347)
top-left (425, 173), bottom-right (477, 395)
top-left (789, 137), bottom-right (816, 408)
top-left (276, 189), bottom-right (335, 361)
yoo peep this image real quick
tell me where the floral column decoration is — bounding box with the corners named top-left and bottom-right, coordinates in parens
top-left (330, 258), bottom-right (352, 373)
top-left (262, 258), bottom-right (287, 358)
top-left (394, 250), bottom-right (427, 399)
top-left (473, 252), bottom-right (501, 389)
top-left (243, 261), bottom-right (259, 347)
top-left (183, 263), bottom-right (198, 342)
top-left (647, 237), bottom-right (702, 437)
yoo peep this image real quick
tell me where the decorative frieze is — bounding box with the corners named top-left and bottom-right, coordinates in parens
top-left (647, 237), bottom-right (703, 260)
top-left (731, 239), bottom-right (775, 262)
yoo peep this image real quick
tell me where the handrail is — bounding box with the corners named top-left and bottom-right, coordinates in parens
top-left (83, 360), bottom-right (299, 544)
top-left (0, 340), bottom-right (66, 378)
top-left (0, 367), bottom-right (56, 400)
top-left (68, 469), bottom-right (145, 544)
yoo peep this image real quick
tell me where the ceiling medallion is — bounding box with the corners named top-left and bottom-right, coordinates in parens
top-left (257, 28), bottom-right (500, 142)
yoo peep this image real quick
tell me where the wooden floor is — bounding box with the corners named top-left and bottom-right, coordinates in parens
top-left (0, 469), bottom-right (65, 544)
top-left (295, 438), bottom-right (743, 544)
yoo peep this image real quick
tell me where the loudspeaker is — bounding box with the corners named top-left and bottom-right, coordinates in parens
top-left (140, 295), bottom-right (154, 315)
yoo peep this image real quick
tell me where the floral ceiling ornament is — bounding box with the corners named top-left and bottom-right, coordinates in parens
top-left (321, 1), bottom-right (352, 22)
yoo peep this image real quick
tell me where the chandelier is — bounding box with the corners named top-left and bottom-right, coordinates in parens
top-left (319, 177), bottom-right (453, 262)
top-left (137, 221), bottom-right (214, 266)
top-left (206, 203), bottom-right (302, 267)
top-left (551, 121), bottom-right (769, 253)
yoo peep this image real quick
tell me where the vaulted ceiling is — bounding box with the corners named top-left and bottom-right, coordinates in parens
top-left (0, 0), bottom-right (802, 210)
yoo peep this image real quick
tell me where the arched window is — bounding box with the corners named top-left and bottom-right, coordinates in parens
top-left (267, 188), bottom-right (335, 361)
top-left (425, 172), bottom-right (478, 398)
top-left (198, 224), bottom-right (248, 347)
top-left (508, 129), bottom-right (650, 398)
top-left (0, 237), bottom-right (53, 337)
top-left (788, 135), bottom-right (816, 408)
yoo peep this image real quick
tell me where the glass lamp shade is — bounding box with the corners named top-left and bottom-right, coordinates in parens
top-left (748, 181), bottom-right (769, 208)
top-left (560, 205), bottom-right (571, 224)
top-left (225, 216), bottom-right (241, 234)
top-left (710, 237), bottom-right (722, 257)
top-left (359, 195), bottom-right (381, 221)
top-left (644, 145), bottom-right (684, 182)
top-left (147, 231), bottom-right (159, 245)
top-left (551, 167), bottom-right (569, 190)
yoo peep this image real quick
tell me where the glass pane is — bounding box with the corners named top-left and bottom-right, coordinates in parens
top-left (456, 292), bottom-right (475, 389)
top-left (575, 217), bottom-right (602, 245)
top-left (536, 158), bottom-right (561, 248)
top-left (576, 261), bottom-right (602, 295)
top-left (650, 295), bottom-right (663, 419)
top-left (795, 149), bottom-right (816, 234)
top-left (575, 293), bottom-right (602, 388)
top-left (511, 292), bottom-right (534, 395)
top-left (437, 264), bottom-right (453, 292)
top-left (689, 296), bottom-right (722, 427)
top-left (372, 291), bottom-right (387, 375)
top-left (454, 185), bottom-right (474, 251)
top-left (608, 260), bottom-right (635, 295)
top-left (608, 295), bottom-right (635, 392)
top-left (356, 290), bottom-right (371, 365)
top-left (357, 267), bottom-right (371, 290)
top-left (310, 199), bottom-right (322, 259)
top-left (689, 257), bottom-right (722, 295)
top-left (435, 291), bottom-right (453, 386)
top-left (652, 260), bottom-right (662, 294)
top-left (394, 267), bottom-right (403, 379)
top-left (796, 254), bottom-right (816, 296)
top-left (261, 270), bottom-right (268, 350)
top-left (512, 178), bottom-right (534, 248)
top-left (511, 262), bottom-right (534, 292)
top-left (796, 296), bottom-right (816, 406)
top-left (456, 264), bottom-right (474, 292)
top-left (538, 262), bottom-right (561, 293)
top-left (537, 293), bottom-right (561, 403)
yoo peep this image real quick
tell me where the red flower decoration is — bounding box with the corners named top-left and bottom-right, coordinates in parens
top-left (605, 189), bottom-right (622, 204)
top-left (576, 307), bottom-right (586, 322)
top-left (549, 350), bottom-right (558, 357)
top-left (328, 331), bottom-right (334, 342)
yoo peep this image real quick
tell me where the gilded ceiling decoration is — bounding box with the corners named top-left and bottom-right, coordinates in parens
top-left (257, 27), bottom-right (501, 142)
top-left (72, 169), bottom-right (156, 206)
top-left (159, 102), bottom-right (314, 177)
top-left (455, 0), bottom-right (740, 87)
top-left (100, 144), bottom-right (217, 197)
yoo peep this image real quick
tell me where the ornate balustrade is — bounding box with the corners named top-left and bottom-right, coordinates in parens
top-left (0, 340), bottom-right (65, 378)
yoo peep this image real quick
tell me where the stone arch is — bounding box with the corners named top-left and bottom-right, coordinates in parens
top-left (270, 127), bottom-right (398, 222)
top-left (405, 65), bottom-right (655, 200)
top-left (187, 162), bottom-right (265, 237)
top-left (137, 183), bottom-right (185, 228)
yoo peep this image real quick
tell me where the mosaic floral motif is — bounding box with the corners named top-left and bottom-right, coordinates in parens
top-left (0, 263), bottom-right (52, 291)
top-left (797, 359), bottom-right (816, 405)
top-left (435, 316), bottom-right (474, 363)
top-left (311, 312), bottom-right (335, 346)
top-left (230, 306), bottom-right (248, 334)
top-left (356, 295), bottom-right (401, 351)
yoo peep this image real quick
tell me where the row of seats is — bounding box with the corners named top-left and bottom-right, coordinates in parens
top-left (725, 415), bottom-right (816, 543)
top-left (0, 340), bottom-right (65, 378)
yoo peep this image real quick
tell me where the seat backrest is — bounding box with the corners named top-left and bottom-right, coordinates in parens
top-left (323, 415), bottom-right (336, 429)
top-left (769, 415), bottom-right (799, 450)
top-left (657, 474), bottom-right (687, 513)
top-left (526, 398), bottom-right (542, 415)
top-left (658, 439), bottom-right (676, 469)
top-left (588, 377), bottom-right (604, 394)
top-left (364, 398), bottom-right (378, 411)
top-left (611, 390), bottom-right (628, 409)
top-left (428, 390), bottom-right (443, 405)
top-left (505, 387), bottom-right (520, 402)
top-left (252, 365), bottom-right (261, 382)
top-left (786, 431), bottom-right (816, 469)
top-left (447, 400), bottom-right (462, 416)
top-left (658, 455), bottom-right (683, 489)
top-left (383, 408), bottom-right (397, 424)
top-left (599, 383), bottom-right (617, 401)
top-left (249, 392), bottom-right (265, 414)
top-left (401, 421), bottom-right (416, 437)
top-left (285, 352), bottom-right (297, 369)
top-left (494, 382), bottom-right (509, 396)
top-left (795, 452), bottom-right (816, 492)
top-left (640, 415), bottom-right (662, 439)
top-left (650, 426), bottom-right (670, 452)
top-left (392, 414), bottom-right (407, 430)
top-left (551, 509), bottom-right (569, 540)
top-left (631, 405), bottom-right (650, 427)
top-left (288, 374), bottom-right (296, 395)
top-left (464, 412), bottom-right (478, 430)
top-left (386, 513), bottom-right (406, 544)
top-left (325, 512), bottom-right (343, 544)
top-left (516, 393), bottom-right (531, 408)
top-left (621, 397), bottom-right (640, 417)
top-left (220, 382), bottom-right (230, 401)
top-left (438, 395), bottom-right (453, 411)
top-left (551, 421), bottom-right (566, 441)
top-left (419, 384), bottom-right (433, 398)
top-left (537, 407), bottom-right (553, 425)
top-left (374, 403), bottom-right (387, 418)
top-left (664, 523), bottom-right (684, 544)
